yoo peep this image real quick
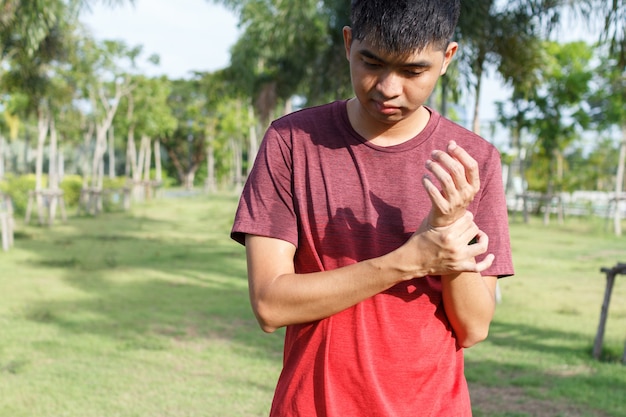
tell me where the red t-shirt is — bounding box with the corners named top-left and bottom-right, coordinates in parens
top-left (232, 101), bottom-right (514, 416)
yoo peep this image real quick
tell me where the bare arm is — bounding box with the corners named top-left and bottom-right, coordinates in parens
top-left (423, 141), bottom-right (499, 347)
top-left (245, 140), bottom-right (498, 338)
top-left (442, 272), bottom-right (497, 347)
top-left (246, 212), bottom-right (491, 333)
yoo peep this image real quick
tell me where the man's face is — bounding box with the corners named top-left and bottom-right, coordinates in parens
top-left (343, 27), bottom-right (457, 129)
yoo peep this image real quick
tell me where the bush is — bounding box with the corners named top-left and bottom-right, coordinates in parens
top-left (60, 175), bottom-right (84, 207)
top-left (103, 176), bottom-right (127, 189)
top-left (0, 174), bottom-right (39, 216)
top-left (149, 169), bottom-right (176, 188)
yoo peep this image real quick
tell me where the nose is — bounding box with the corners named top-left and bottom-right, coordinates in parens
top-left (375, 71), bottom-right (402, 99)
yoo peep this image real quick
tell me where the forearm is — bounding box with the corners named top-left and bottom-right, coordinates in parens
top-left (246, 215), bottom-right (491, 333)
top-left (441, 272), bottom-right (498, 348)
top-left (250, 251), bottom-right (407, 333)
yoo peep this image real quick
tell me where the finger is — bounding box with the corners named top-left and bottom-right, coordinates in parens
top-left (464, 227), bottom-right (488, 254)
top-left (431, 150), bottom-right (466, 185)
top-left (474, 253), bottom-right (495, 272)
top-left (422, 174), bottom-right (449, 212)
top-left (425, 156), bottom-right (460, 198)
top-left (429, 152), bottom-right (472, 204)
top-left (446, 141), bottom-right (480, 191)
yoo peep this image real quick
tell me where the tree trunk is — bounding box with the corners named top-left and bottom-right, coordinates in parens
top-left (471, 52), bottom-right (486, 135)
top-left (108, 126), bottom-right (116, 179)
top-left (35, 108), bottom-right (49, 192)
top-left (142, 136), bottom-right (152, 198)
top-left (48, 119), bottom-right (59, 225)
top-left (205, 140), bottom-right (217, 193)
top-left (544, 155), bottom-right (556, 226)
top-left (0, 135), bottom-right (5, 180)
top-left (154, 139), bottom-right (162, 183)
top-left (58, 152), bottom-right (64, 183)
top-left (49, 119), bottom-right (58, 190)
top-left (184, 171), bottom-right (195, 189)
top-left (125, 95), bottom-right (135, 180)
top-left (247, 104), bottom-right (259, 177)
top-left (472, 72), bottom-right (483, 135)
top-left (88, 78), bottom-right (130, 209)
top-left (166, 148), bottom-right (186, 187)
top-left (126, 124), bottom-right (136, 179)
top-left (231, 137), bottom-right (243, 190)
top-left (142, 135), bottom-right (152, 182)
top-left (440, 75), bottom-right (449, 117)
top-left (22, 129), bottom-right (31, 175)
top-left (34, 107), bottom-right (50, 224)
top-left (133, 131), bottom-right (146, 200)
top-left (91, 125), bottom-right (108, 190)
top-left (81, 123), bottom-right (95, 189)
top-left (614, 125), bottom-right (626, 236)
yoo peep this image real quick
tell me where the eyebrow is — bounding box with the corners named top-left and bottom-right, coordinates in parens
top-left (358, 49), bottom-right (433, 69)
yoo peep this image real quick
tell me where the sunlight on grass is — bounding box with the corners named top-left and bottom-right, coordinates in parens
top-left (0, 193), bottom-right (624, 416)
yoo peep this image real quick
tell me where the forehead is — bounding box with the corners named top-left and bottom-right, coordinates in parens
top-left (352, 37), bottom-right (444, 66)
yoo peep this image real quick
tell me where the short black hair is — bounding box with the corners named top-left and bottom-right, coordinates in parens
top-left (350, 0), bottom-right (460, 53)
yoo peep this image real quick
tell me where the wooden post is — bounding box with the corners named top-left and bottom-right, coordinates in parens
top-left (593, 269), bottom-right (616, 359)
top-left (593, 263), bottom-right (626, 361)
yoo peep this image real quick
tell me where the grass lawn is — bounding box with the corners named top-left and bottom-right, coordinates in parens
top-left (0, 192), bottom-right (624, 417)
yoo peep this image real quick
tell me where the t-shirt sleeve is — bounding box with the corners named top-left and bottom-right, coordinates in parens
top-left (231, 124), bottom-right (298, 247)
top-left (474, 146), bottom-right (514, 278)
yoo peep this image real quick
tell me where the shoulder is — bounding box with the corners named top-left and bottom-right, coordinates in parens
top-left (271, 100), bottom-right (345, 131)
top-left (267, 100), bottom-right (354, 149)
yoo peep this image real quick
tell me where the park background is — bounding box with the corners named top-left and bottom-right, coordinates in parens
top-left (0, 1), bottom-right (625, 416)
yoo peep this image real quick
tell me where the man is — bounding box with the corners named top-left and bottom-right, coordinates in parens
top-left (231, 0), bottom-right (514, 415)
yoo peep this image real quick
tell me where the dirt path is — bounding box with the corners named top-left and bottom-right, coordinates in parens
top-left (470, 385), bottom-right (612, 417)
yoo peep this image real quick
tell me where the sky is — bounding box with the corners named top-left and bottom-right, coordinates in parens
top-left (80, 0), bottom-right (240, 78)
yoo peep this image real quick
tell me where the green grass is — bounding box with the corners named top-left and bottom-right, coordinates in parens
top-left (0, 192), bottom-right (283, 416)
top-left (0, 193), bottom-right (625, 416)
top-left (468, 215), bottom-right (626, 417)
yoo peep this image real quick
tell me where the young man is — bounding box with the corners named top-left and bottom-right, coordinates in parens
top-left (231, 0), bottom-right (514, 415)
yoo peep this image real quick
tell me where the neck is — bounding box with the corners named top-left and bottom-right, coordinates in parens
top-left (347, 99), bottom-right (430, 147)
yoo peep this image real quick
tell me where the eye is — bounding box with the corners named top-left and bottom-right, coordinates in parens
top-left (403, 69), bottom-right (424, 77)
top-left (362, 58), bottom-right (382, 68)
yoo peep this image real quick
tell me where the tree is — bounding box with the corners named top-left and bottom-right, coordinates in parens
top-left (587, 50), bottom-right (626, 235)
top-left (116, 75), bottom-right (175, 200)
top-left (571, 0), bottom-right (625, 66)
top-left (72, 37), bottom-right (151, 212)
top-left (521, 42), bottom-right (593, 223)
top-left (0, 0), bottom-right (78, 224)
top-left (455, 0), bottom-right (558, 135)
top-left (215, 0), bottom-right (329, 121)
top-left (1, 1), bottom-right (134, 65)
top-left (192, 70), bottom-right (247, 192)
top-left (0, 0), bottom-right (136, 221)
top-left (162, 77), bottom-right (208, 189)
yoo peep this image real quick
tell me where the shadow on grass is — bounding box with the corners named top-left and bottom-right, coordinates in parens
top-left (12, 196), bottom-right (624, 416)
top-left (466, 320), bottom-right (625, 417)
top-left (11, 199), bottom-right (284, 363)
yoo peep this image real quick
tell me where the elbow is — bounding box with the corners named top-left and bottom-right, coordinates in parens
top-left (251, 300), bottom-right (282, 334)
top-left (258, 319), bottom-right (279, 334)
top-left (456, 325), bottom-right (490, 348)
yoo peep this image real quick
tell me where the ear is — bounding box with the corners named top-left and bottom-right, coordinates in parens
top-left (342, 26), bottom-right (352, 61)
top-left (440, 42), bottom-right (458, 75)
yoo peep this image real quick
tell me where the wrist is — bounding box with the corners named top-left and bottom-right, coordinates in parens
top-left (381, 239), bottom-right (429, 282)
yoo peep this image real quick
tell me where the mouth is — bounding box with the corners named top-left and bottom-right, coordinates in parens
top-left (373, 101), bottom-right (401, 115)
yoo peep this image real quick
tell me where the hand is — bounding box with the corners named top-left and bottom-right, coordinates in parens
top-left (410, 211), bottom-right (494, 277)
top-left (422, 141), bottom-right (480, 227)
